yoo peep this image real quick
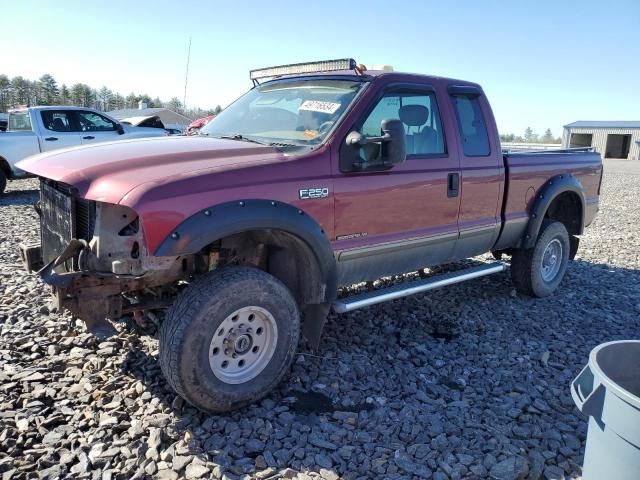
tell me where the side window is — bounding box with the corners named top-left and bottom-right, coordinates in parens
top-left (77, 111), bottom-right (117, 132)
top-left (8, 112), bottom-right (32, 131)
top-left (360, 88), bottom-right (445, 156)
top-left (41, 110), bottom-right (76, 132)
top-left (451, 95), bottom-right (490, 156)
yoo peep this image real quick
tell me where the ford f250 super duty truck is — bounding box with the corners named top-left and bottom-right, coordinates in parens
top-left (0, 106), bottom-right (167, 194)
top-left (17, 59), bottom-right (602, 412)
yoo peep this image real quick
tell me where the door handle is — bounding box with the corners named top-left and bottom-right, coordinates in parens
top-left (447, 173), bottom-right (460, 198)
top-left (44, 137), bottom-right (58, 141)
top-left (83, 135), bottom-right (95, 140)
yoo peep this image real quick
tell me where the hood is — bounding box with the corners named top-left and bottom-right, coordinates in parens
top-left (17, 136), bottom-right (285, 204)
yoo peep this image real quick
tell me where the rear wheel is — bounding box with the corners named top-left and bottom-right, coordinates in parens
top-left (511, 220), bottom-right (570, 297)
top-left (159, 266), bottom-right (300, 412)
top-left (0, 170), bottom-right (6, 195)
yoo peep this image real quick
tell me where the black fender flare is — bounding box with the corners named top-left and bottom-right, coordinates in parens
top-left (522, 174), bottom-right (585, 249)
top-left (154, 199), bottom-right (337, 303)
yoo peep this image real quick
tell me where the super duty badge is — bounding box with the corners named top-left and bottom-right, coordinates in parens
top-left (299, 187), bottom-right (329, 200)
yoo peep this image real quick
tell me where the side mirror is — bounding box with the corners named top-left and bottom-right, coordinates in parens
top-left (116, 123), bottom-right (125, 135)
top-left (346, 118), bottom-right (406, 170)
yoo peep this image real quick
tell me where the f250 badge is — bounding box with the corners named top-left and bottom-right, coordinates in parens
top-left (299, 187), bottom-right (329, 200)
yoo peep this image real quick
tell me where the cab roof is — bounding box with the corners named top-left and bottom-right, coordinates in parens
top-left (259, 69), bottom-right (482, 89)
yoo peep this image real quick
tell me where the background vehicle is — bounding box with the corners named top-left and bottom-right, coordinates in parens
top-left (0, 113), bottom-right (7, 132)
top-left (18, 59), bottom-right (602, 413)
top-left (0, 106), bottom-right (167, 193)
top-left (120, 114), bottom-right (166, 130)
top-left (186, 114), bottom-right (214, 135)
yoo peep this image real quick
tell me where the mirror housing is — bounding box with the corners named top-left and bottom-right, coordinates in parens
top-left (379, 118), bottom-right (406, 167)
top-left (346, 118), bottom-right (406, 170)
top-left (116, 123), bottom-right (125, 135)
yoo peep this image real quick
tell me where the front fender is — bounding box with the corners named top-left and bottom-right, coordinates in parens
top-left (523, 174), bottom-right (585, 249)
top-left (154, 199), bottom-right (337, 301)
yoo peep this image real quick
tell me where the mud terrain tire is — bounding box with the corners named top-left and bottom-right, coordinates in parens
top-left (159, 266), bottom-right (300, 412)
top-left (511, 220), bottom-right (570, 298)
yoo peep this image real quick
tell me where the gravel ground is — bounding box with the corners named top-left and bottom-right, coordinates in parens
top-left (1, 171), bottom-right (639, 480)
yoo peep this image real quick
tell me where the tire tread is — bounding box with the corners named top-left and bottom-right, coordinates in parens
top-left (511, 219), bottom-right (569, 298)
top-left (159, 266), bottom-right (299, 412)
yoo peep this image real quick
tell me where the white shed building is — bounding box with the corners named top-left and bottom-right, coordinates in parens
top-left (562, 121), bottom-right (640, 160)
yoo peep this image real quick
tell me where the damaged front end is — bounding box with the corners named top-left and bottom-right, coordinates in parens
top-left (19, 180), bottom-right (194, 338)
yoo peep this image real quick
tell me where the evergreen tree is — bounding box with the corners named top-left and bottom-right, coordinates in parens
top-left (166, 97), bottom-right (183, 114)
top-left (11, 76), bottom-right (31, 105)
top-left (112, 93), bottom-right (125, 110)
top-left (59, 84), bottom-right (70, 105)
top-left (125, 92), bottom-right (138, 109)
top-left (0, 75), bottom-right (10, 111)
top-left (98, 87), bottom-right (113, 111)
top-left (524, 127), bottom-right (534, 142)
top-left (38, 74), bottom-right (59, 105)
top-left (0, 71), bottom-right (225, 117)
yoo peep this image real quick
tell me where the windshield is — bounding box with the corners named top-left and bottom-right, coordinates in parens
top-left (200, 79), bottom-right (364, 146)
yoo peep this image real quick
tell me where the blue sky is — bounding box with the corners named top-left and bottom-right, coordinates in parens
top-left (3, 0), bottom-right (638, 136)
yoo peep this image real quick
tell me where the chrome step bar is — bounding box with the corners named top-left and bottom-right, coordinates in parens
top-left (332, 262), bottom-right (508, 314)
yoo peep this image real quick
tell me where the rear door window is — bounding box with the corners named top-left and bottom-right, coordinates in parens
top-left (451, 94), bottom-right (490, 156)
top-left (41, 110), bottom-right (78, 132)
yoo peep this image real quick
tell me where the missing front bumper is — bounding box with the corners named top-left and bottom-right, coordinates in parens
top-left (18, 241), bottom-right (188, 340)
top-left (19, 241), bottom-right (124, 339)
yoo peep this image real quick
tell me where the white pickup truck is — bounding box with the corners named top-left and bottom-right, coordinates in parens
top-left (0, 106), bottom-right (167, 193)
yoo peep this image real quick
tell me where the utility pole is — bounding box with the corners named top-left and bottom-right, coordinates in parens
top-left (183, 36), bottom-right (192, 111)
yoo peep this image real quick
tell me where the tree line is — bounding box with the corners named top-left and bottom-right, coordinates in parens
top-left (0, 73), bottom-right (222, 119)
top-left (500, 127), bottom-right (562, 144)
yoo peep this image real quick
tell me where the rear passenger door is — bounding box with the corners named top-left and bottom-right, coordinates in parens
top-left (333, 84), bottom-right (461, 284)
top-left (448, 86), bottom-right (503, 259)
top-left (38, 110), bottom-right (83, 152)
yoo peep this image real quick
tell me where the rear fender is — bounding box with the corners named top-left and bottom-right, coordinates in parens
top-left (523, 174), bottom-right (585, 249)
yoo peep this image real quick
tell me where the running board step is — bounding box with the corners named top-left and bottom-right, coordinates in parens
top-left (332, 262), bottom-right (508, 313)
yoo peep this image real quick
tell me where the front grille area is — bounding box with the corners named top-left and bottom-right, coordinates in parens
top-left (39, 180), bottom-right (96, 265)
top-left (75, 197), bottom-right (97, 242)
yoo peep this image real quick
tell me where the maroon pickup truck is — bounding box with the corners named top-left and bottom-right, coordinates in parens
top-left (18, 59), bottom-right (602, 412)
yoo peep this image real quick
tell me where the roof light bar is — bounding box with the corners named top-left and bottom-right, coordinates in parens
top-left (249, 58), bottom-right (357, 81)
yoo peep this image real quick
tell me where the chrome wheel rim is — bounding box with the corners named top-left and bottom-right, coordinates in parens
top-left (209, 306), bottom-right (278, 384)
top-left (541, 238), bottom-right (563, 282)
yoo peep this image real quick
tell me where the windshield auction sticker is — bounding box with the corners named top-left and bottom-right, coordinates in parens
top-left (299, 100), bottom-right (341, 115)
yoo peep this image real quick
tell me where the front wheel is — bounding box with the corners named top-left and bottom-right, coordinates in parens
top-left (510, 220), bottom-right (570, 297)
top-left (159, 267), bottom-right (300, 412)
top-left (0, 170), bottom-right (6, 195)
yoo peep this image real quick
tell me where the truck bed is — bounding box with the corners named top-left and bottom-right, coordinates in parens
top-left (494, 147), bottom-right (603, 251)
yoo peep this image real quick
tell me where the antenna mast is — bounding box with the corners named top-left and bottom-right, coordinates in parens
top-left (183, 36), bottom-right (192, 109)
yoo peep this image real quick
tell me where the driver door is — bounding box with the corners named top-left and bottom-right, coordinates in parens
top-left (332, 84), bottom-right (461, 284)
top-left (76, 110), bottom-right (120, 145)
